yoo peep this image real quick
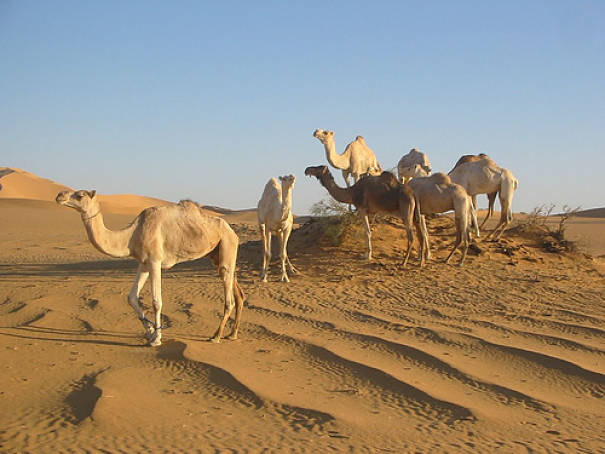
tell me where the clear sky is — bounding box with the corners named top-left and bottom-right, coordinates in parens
top-left (1, 1), bottom-right (604, 214)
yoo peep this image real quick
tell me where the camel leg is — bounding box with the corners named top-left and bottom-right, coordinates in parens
top-left (402, 222), bottom-right (414, 268)
top-left (419, 214), bottom-right (430, 263)
top-left (359, 210), bottom-right (372, 260)
top-left (479, 192), bottom-right (497, 230)
top-left (282, 223), bottom-right (298, 277)
top-left (211, 257), bottom-right (236, 344)
top-left (127, 265), bottom-right (153, 338)
top-left (226, 276), bottom-right (245, 340)
top-left (469, 195), bottom-right (480, 238)
top-left (445, 216), bottom-right (468, 266)
top-left (260, 225), bottom-right (271, 282)
top-left (209, 246), bottom-right (243, 341)
top-left (400, 198), bottom-right (415, 268)
top-left (277, 230), bottom-right (289, 283)
top-left (486, 192), bottom-right (511, 240)
top-left (414, 219), bottom-right (424, 265)
top-left (148, 261), bottom-right (163, 347)
top-left (283, 222), bottom-right (298, 275)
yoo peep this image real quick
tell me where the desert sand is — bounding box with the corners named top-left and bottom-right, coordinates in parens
top-left (1, 168), bottom-right (604, 453)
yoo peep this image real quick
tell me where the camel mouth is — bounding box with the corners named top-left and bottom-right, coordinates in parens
top-left (304, 166), bottom-right (326, 177)
top-left (56, 191), bottom-right (71, 205)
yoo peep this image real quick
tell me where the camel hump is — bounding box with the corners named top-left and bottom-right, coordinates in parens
top-left (378, 171), bottom-right (399, 187)
top-left (178, 199), bottom-right (199, 210)
top-left (428, 172), bottom-right (451, 184)
top-left (178, 199), bottom-right (212, 217)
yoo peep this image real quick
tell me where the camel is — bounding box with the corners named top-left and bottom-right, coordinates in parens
top-left (448, 158), bottom-right (518, 239)
top-left (257, 175), bottom-right (298, 282)
top-left (397, 148), bottom-right (432, 183)
top-left (304, 165), bottom-right (415, 266)
top-left (449, 153), bottom-right (497, 229)
top-left (313, 129), bottom-right (382, 187)
top-left (56, 190), bottom-right (245, 346)
top-left (407, 173), bottom-right (478, 266)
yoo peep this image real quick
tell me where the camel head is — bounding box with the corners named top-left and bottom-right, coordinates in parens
top-left (312, 129), bottom-right (334, 145)
top-left (304, 165), bottom-right (330, 180)
top-left (279, 174), bottom-right (296, 189)
top-left (404, 164), bottom-right (429, 178)
top-left (56, 190), bottom-right (99, 215)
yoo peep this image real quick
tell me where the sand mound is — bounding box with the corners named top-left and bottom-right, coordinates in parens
top-left (0, 167), bottom-right (216, 215)
top-left (0, 167), bottom-right (72, 201)
top-left (574, 207), bottom-right (605, 218)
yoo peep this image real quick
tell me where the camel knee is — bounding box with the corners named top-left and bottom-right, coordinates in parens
top-left (219, 264), bottom-right (232, 281)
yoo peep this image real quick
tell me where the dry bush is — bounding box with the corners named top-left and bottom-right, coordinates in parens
top-left (309, 197), bottom-right (357, 246)
top-left (511, 204), bottom-right (580, 253)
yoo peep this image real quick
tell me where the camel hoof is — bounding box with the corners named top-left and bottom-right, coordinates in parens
top-left (209, 337), bottom-right (221, 344)
top-left (280, 276), bottom-right (290, 283)
top-left (148, 336), bottom-right (162, 347)
top-left (226, 333), bottom-right (238, 341)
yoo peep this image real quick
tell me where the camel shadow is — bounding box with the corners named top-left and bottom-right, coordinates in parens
top-left (0, 325), bottom-right (145, 347)
top-left (0, 257), bottom-right (221, 278)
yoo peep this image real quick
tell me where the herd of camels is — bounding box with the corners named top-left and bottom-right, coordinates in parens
top-left (56, 128), bottom-right (518, 346)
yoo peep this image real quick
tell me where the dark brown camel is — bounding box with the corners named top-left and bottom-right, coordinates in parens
top-left (304, 165), bottom-right (415, 266)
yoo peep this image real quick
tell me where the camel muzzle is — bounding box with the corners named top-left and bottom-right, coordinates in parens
top-left (56, 191), bottom-right (70, 205)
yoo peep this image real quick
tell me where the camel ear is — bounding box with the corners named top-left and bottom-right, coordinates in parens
top-left (328, 131), bottom-right (334, 136)
top-left (88, 190), bottom-right (96, 199)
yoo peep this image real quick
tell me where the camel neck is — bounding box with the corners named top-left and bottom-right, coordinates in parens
top-left (280, 184), bottom-right (293, 220)
top-left (318, 171), bottom-right (353, 204)
top-left (323, 139), bottom-right (350, 170)
top-left (81, 210), bottom-right (135, 258)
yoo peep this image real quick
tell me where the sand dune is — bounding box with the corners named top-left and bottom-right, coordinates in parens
top-left (0, 167), bottom-right (72, 201)
top-left (0, 171), bottom-right (604, 452)
top-left (0, 167), bottom-right (180, 215)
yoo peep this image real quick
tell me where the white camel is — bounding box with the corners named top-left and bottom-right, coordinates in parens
top-left (449, 153), bottom-right (497, 229)
top-left (56, 190), bottom-right (245, 346)
top-left (397, 148), bottom-right (432, 183)
top-left (257, 175), bottom-right (298, 282)
top-left (313, 129), bottom-right (382, 187)
top-left (448, 158), bottom-right (518, 239)
top-left (407, 173), bottom-right (478, 266)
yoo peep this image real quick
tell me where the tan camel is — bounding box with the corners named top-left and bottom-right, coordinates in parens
top-left (304, 165), bottom-right (415, 266)
top-left (449, 153), bottom-right (497, 229)
top-left (313, 129), bottom-right (382, 187)
top-left (397, 148), bottom-right (432, 183)
top-left (407, 173), bottom-right (478, 266)
top-left (257, 175), bottom-right (298, 283)
top-left (448, 158), bottom-right (518, 239)
top-left (56, 190), bottom-right (245, 346)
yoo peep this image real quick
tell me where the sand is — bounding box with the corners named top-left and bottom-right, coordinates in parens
top-left (1, 169), bottom-right (604, 453)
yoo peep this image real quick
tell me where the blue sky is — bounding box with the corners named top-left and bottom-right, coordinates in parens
top-left (1, 1), bottom-right (604, 214)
